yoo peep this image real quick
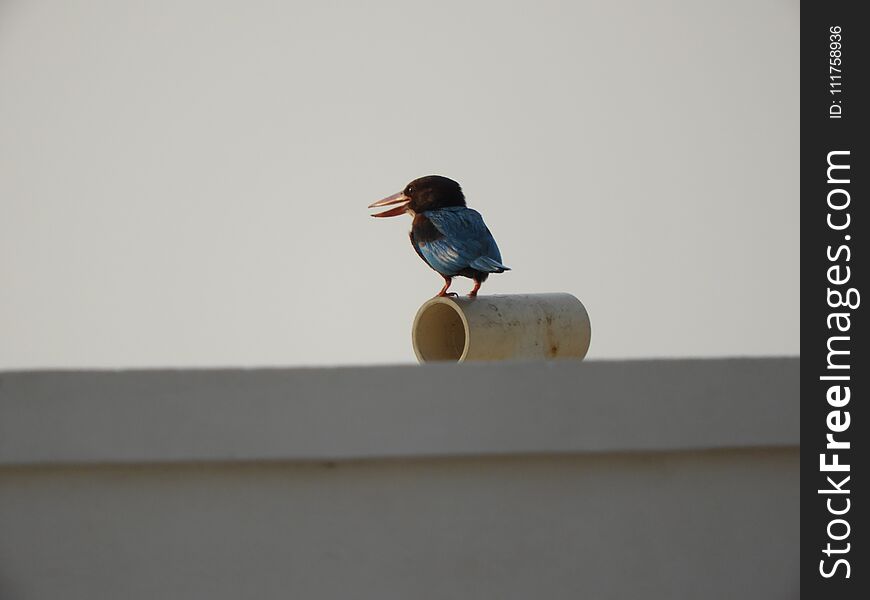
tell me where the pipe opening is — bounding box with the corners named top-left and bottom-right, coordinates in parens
top-left (413, 301), bottom-right (468, 362)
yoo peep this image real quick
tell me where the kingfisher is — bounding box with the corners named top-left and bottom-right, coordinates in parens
top-left (368, 175), bottom-right (510, 298)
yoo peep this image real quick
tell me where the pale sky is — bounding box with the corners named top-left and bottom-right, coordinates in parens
top-left (0, 0), bottom-right (799, 369)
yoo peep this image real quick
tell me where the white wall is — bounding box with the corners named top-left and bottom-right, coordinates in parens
top-left (0, 359), bottom-right (799, 597)
top-left (0, 451), bottom-right (798, 600)
top-left (0, 0), bottom-right (800, 368)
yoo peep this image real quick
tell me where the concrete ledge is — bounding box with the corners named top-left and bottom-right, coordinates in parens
top-left (0, 358), bottom-right (798, 466)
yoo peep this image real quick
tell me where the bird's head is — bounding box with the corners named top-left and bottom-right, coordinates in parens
top-left (369, 175), bottom-right (466, 217)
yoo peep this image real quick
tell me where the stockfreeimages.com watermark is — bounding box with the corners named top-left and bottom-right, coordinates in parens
top-left (818, 150), bottom-right (859, 579)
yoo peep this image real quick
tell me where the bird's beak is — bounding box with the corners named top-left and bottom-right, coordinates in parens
top-left (368, 192), bottom-right (410, 218)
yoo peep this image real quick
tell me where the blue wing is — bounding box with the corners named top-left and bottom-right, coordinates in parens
top-left (414, 207), bottom-right (510, 276)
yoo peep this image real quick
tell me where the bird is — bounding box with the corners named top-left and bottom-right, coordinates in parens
top-left (368, 175), bottom-right (509, 298)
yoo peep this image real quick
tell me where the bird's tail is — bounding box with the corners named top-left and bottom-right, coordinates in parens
top-left (470, 256), bottom-right (511, 273)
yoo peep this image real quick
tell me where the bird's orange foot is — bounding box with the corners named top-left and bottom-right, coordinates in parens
top-left (467, 291), bottom-right (478, 299)
top-left (437, 291), bottom-right (459, 298)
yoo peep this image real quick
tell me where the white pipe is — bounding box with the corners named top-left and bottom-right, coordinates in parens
top-left (412, 293), bottom-right (591, 363)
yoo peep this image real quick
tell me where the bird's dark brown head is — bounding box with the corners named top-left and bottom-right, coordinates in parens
top-left (403, 176), bottom-right (465, 212)
top-left (369, 175), bottom-right (465, 218)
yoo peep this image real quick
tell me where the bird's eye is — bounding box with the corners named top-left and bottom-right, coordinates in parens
top-left (406, 186), bottom-right (414, 195)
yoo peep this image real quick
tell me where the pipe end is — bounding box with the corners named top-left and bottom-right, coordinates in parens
top-left (412, 297), bottom-right (469, 363)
